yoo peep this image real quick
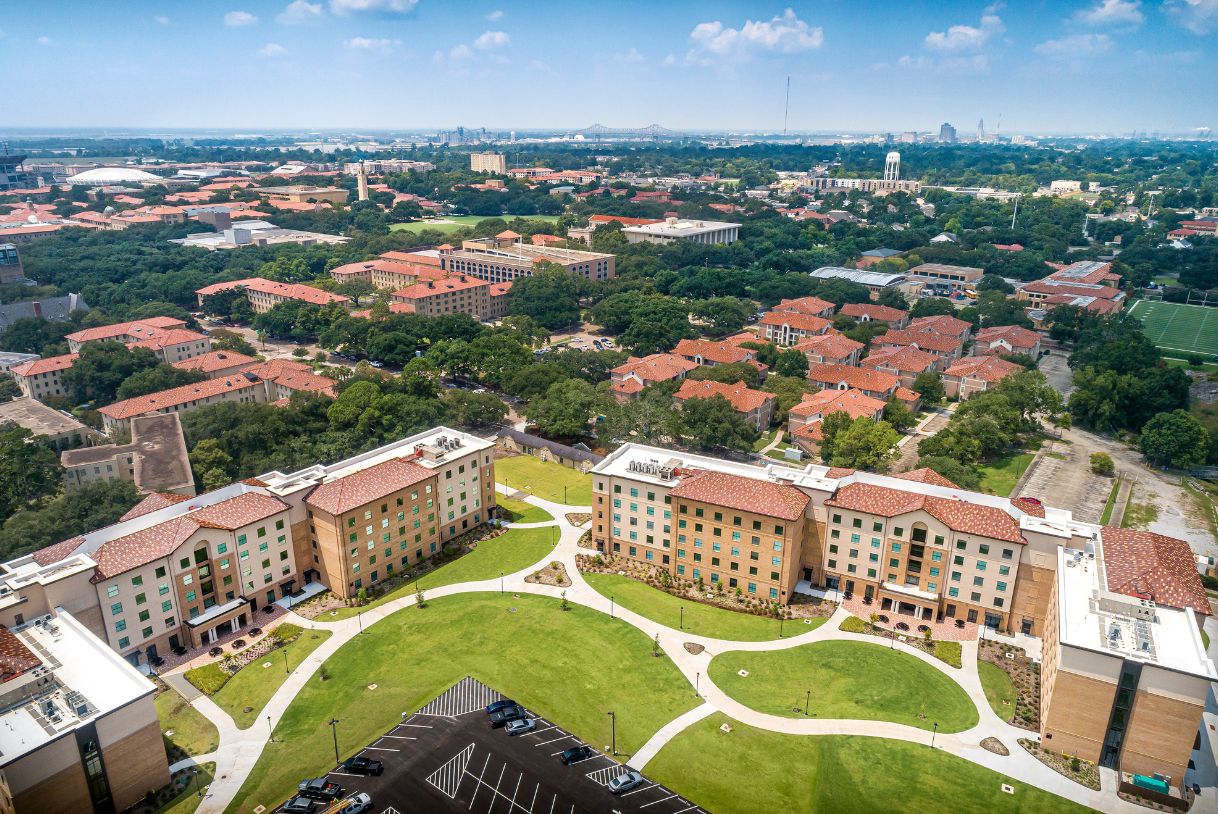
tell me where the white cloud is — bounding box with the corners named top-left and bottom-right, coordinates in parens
top-left (36, 35), bottom-right (53, 46)
top-left (474, 30), bottom-right (510, 49)
top-left (1034, 33), bottom-right (1113, 58)
top-left (344, 37), bottom-right (401, 52)
top-left (330, 0), bottom-right (417, 15)
top-left (259, 42), bottom-right (288, 57)
top-left (154, 15), bottom-right (170, 25)
top-left (1166, 0), bottom-right (1218, 34)
top-left (449, 43), bottom-right (473, 60)
top-left (895, 53), bottom-right (990, 73)
top-left (1074, 0), bottom-right (1143, 26)
top-left (688, 8), bottom-right (823, 60)
top-left (924, 11), bottom-right (1004, 51)
top-left (614, 47), bottom-right (644, 63)
top-left (662, 53), bottom-right (677, 67)
top-left (486, 10), bottom-right (503, 21)
top-left (277, 0), bottom-right (323, 24)
top-left (224, 10), bottom-right (258, 27)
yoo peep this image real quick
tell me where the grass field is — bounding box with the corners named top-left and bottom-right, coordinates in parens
top-left (645, 713), bottom-right (1092, 814)
top-left (495, 455), bottom-right (592, 504)
top-left (389, 214), bottom-right (561, 234)
top-left (226, 593), bottom-right (699, 813)
top-left (977, 451), bottom-right (1034, 496)
top-left (328, 525), bottom-right (558, 620)
top-left (155, 689), bottom-right (219, 758)
top-left (583, 572), bottom-right (822, 641)
top-left (155, 764), bottom-right (214, 814)
top-left (1128, 299), bottom-right (1218, 358)
top-left (708, 640), bottom-right (978, 732)
top-left (495, 495), bottom-right (554, 524)
top-left (212, 629), bottom-right (333, 729)
top-left (978, 660), bottom-right (1017, 722)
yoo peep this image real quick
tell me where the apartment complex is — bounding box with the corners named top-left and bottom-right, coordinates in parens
top-left (0, 428), bottom-right (495, 667)
top-left (438, 233), bottom-right (615, 283)
top-left (839, 303), bottom-right (910, 328)
top-left (0, 612), bottom-right (169, 814)
top-left (98, 373), bottom-right (268, 435)
top-left (391, 275), bottom-right (490, 319)
top-left (9, 353), bottom-right (79, 401)
top-left (758, 312), bottom-right (832, 347)
top-left (942, 356), bottom-right (1025, 399)
top-left (610, 354), bottom-right (698, 400)
top-left (470, 152), bottom-right (507, 174)
top-left (906, 263), bottom-right (983, 291)
top-left (974, 325), bottom-right (1042, 358)
top-left (0, 397), bottom-right (95, 450)
top-left (195, 278), bottom-right (350, 314)
top-left (673, 379), bottom-right (776, 430)
top-left (65, 317), bottom-right (211, 365)
top-left (793, 333), bottom-right (865, 367)
top-left (60, 413), bottom-right (194, 495)
top-left (328, 255), bottom-right (446, 290)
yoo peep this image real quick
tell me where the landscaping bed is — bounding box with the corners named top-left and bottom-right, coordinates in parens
top-left (185, 623), bottom-right (307, 694)
top-left (1019, 739), bottom-right (1100, 791)
top-left (839, 615), bottom-right (962, 668)
top-left (127, 763), bottom-right (214, 814)
top-left (579, 553), bottom-right (835, 623)
top-left (525, 561), bottom-right (571, 587)
top-left (979, 639), bottom-right (1040, 730)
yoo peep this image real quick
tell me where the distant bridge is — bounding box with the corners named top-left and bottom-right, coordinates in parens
top-left (570, 123), bottom-right (680, 138)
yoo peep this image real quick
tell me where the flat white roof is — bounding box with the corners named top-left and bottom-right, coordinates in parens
top-left (621, 219), bottom-right (740, 236)
top-left (1056, 544), bottom-right (1216, 680)
top-left (0, 611), bottom-right (153, 766)
top-left (810, 266), bottom-right (906, 286)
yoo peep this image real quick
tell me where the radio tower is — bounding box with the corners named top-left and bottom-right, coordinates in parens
top-left (783, 76), bottom-right (791, 136)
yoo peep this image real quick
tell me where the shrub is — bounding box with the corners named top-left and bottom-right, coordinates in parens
top-left (840, 616), bottom-right (867, 633)
top-left (1070, 756), bottom-right (1081, 773)
top-left (269, 622), bottom-right (303, 644)
top-left (933, 641), bottom-right (963, 668)
top-left (184, 662), bottom-right (230, 695)
top-left (1089, 452), bottom-right (1115, 476)
top-left (1188, 354), bottom-right (1204, 368)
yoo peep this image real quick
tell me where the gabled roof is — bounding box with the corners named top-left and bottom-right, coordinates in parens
top-left (862, 346), bottom-right (938, 374)
top-left (195, 278), bottom-right (350, 307)
top-left (172, 350), bottom-right (258, 374)
top-left (826, 482), bottom-right (1025, 544)
top-left (672, 338), bottom-right (756, 366)
top-left (99, 374), bottom-right (264, 420)
top-left (840, 303), bottom-right (907, 322)
top-left (759, 311), bottom-right (831, 333)
top-left (944, 355), bottom-right (1023, 383)
top-left (1100, 527), bottom-right (1211, 615)
top-left (793, 332), bottom-right (865, 360)
top-left (789, 388), bottom-right (885, 421)
top-left (975, 325), bottom-right (1040, 349)
top-left (876, 329), bottom-right (963, 354)
top-left (772, 296), bottom-right (835, 316)
top-left (10, 352), bottom-right (78, 378)
top-left (670, 470), bottom-right (808, 521)
top-left (674, 379), bottom-right (775, 413)
top-left (893, 468), bottom-right (960, 489)
top-left (305, 457), bottom-right (434, 516)
top-left (118, 491), bottom-right (192, 522)
top-left (907, 315), bottom-right (973, 336)
top-left (807, 363), bottom-right (899, 394)
top-left (611, 353), bottom-right (698, 384)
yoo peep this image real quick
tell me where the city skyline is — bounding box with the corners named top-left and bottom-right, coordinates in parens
top-left (3, 1), bottom-right (1216, 134)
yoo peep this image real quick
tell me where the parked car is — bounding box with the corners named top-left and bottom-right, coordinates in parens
top-left (334, 793), bottom-right (373, 814)
top-left (505, 718), bottom-right (536, 736)
top-left (297, 779), bottom-right (341, 801)
top-left (279, 796), bottom-right (318, 813)
top-left (340, 756), bottom-right (384, 776)
top-left (485, 699), bottom-right (517, 715)
top-left (489, 704), bottom-right (527, 728)
top-left (608, 770), bottom-right (645, 795)
top-left (559, 745), bottom-right (594, 765)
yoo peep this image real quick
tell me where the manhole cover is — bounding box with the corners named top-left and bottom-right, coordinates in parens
top-left (737, 669), bottom-right (749, 678)
top-left (1001, 784), bottom-right (1014, 794)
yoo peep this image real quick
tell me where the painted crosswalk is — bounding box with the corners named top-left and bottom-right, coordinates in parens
top-left (417, 676), bottom-right (502, 717)
top-left (583, 765), bottom-right (622, 787)
top-left (424, 743), bottom-right (474, 798)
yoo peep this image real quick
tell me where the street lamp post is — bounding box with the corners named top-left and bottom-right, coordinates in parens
top-left (190, 768), bottom-right (199, 798)
top-left (679, 606), bottom-right (684, 630)
top-left (779, 616), bottom-right (784, 638)
top-left (284, 648), bottom-right (289, 675)
top-left (357, 609), bottom-right (363, 634)
top-left (606, 711), bottom-right (616, 756)
top-left (804, 690), bottom-right (811, 717)
top-left (267, 715), bottom-right (273, 742)
top-left (500, 571), bottom-right (504, 594)
top-left (610, 596), bottom-right (614, 618)
top-left (931, 722), bottom-right (938, 749)
top-left (328, 718), bottom-right (341, 765)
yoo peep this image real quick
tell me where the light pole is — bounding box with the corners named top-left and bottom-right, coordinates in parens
top-left (328, 718), bottom-right (341, 765)
top-left (804, 690), bottom-right (811, 717)
top-left (267, 715), bottom-right (273, 742)
top-left (500, 571), bottom-right (504, 594)
top-left (779, 616), bottom-right (784, 638)
top-left (564, 485), bottom-right (568, 504)
top-left (606, 711), bottom-right (616, 756)
top-left (679, 605), bottom-right (684, 630)
top-left (931, 722), bottom-right (938, 749)
top-left (190, 767), bottom-right (200, 798)
top-left (284, 648), bottom-right (289, 675)
top-left (610, 596), bottom-right (614, 618)
top-left (695, 672), bottom-right (700, 697)
top-left (357, 609), bottom-right (363, 634)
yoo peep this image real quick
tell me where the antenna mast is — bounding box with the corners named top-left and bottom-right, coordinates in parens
top-left (783, 76), bottom-right (791, 136)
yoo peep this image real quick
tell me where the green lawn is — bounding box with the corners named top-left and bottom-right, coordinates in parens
top-left (708, 640), bottom-right (977, 732)
top-left (328, 526), bottom-right (558, 620)
top-left (495, 495), bottom-right (554, 524)
top-left (977, 451), bottom-right (1034, 497)
top-left (583, 572), bottom-right (823, 641)
top-left (978, 660), bottom-right (1017, 721)
top-left (155, 764), bottom-right (214, 814)
top-left (495, 455), bottom-right (592, 504)
top-left (646, 713), bottom-right (1093, 814)
top-left (389, 214), bottom-right (561, 234)
top-left (155, 689), bottom-right (219, 758)
top-left (212, 629), bottom-right (333, 729)
top-left (1099, 479), bottom-right (1121, 526)
top-left (226, 593), bottom-right (699, 814)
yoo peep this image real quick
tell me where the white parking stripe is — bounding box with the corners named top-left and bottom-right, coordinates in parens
top-left (620, 783), bottom-right (655, 797)
top-left (536, 735), bottom-right (575, 746)
top-left (425, 743), bottom-right (473, 799)
top-left (528, 725), bottom-right (559, 737)
top-left (528, 782), bottom-right (539, 813)
top-left (468, 752), bottom-right (491, 810)
top-left (640, 793), bottom-right (678, 808)
top-left (377, 735), bottom-right (416, 740)
top-left (363, 746), bottom-right (399, 751)
top-left (670, 806), bottom-right (701, 814)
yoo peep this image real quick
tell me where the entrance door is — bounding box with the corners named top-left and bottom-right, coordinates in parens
top-left (864, 585), bottom-right (874, 602)
top-left (844, 580), bottom-right (855, 597)
top-left (169, 634), bottom-right (181, 652)
top-left (984, 612), bottom-right (1001, 630)
top-left (145, 644), bottom-right (158, 662)
top-left (1020, 618), bottom-right (1033, 635)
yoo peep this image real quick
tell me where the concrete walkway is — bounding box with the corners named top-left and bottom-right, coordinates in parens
top-left (758, 429), bottom-right (785, 455)
top-left (175, 485), bottom-right (1162, 814)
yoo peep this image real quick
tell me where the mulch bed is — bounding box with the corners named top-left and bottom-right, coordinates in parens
top-left (1019, 738), bottom-right (1100, 790)
top-left (525, 561), bottom-right (571, 587)
top-left (979, 639), bottom-right (1040, 730)
top-left (981, 737), bottom-right (1010, 756)
top-left (565, 513), bottom-right (591, 526)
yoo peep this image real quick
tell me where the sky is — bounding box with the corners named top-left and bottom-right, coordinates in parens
top-left (2, 0), bottom-right (1216, 135)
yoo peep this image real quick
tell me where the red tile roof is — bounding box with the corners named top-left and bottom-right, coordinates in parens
top-left (66, 317), bottom-right (187, 344)
top-left (908, 315), bottom-right (973, 337)
top-left (612, 354), bottom-right (698, 386)
top-left (877, 329), bottom-right (964, 354)
top-left (759, 311), bottom-right (831, 334)
top-left (99, 374), bottom-right (264, 420)
top-left (840, 303), bottom-right (907, 323)
top-left (393, 276), bottom-right (488, 301)
top-left (944, 355), bottom-right (1023, 383)
top-left (975, 325), bottom-right (1040, 351)
top-left (1100, 527), bottom-right (1211, 615)
top-left (862, 346), bottom-right (938, 374)
top-left (772, 296), bottom-right (835, 317)
top-left (195, 278), bottom-right (350, 307)
top-left (674, 379), bottom-right (775, 414)
top-left (11, 352), bottom-right (79, 377)
top-left (893, 468), bottom-right (960, 489)
top-left (672, 338), bottom-right (757, 367)
top-left (826, 482), bottom-right (1025, 544)
top-left (118, 491), bottom-right (193, 522)
top-left (246, 359), bottom-right (338, 397)
top-left (670, 470), bottom-right (808, 521)
top-left (306, 458), bottom-right (434, 515)
top-left (793, 333), bottom-right (864, 361)
top-left (790, 388), bottom-right (885, 421)
top-left (807, 364), bottom-right (899, 395)
top-left (0, 627), bottom-right (41, 681)
top-left (190, 491), bottom-right (289, 530)
top-left (172, 350), bottom-right (258, 374)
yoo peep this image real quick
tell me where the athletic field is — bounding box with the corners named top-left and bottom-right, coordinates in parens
top-left (1127, 299), bottom-right (1218, 357)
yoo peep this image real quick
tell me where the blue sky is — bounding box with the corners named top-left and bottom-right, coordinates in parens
top-left (3, 1), bottom-right (1216, 134)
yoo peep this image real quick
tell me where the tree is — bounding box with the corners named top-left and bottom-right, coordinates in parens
top-left (762, 375), bottom-right (816, 423)
top-left (0, 480), bottom-right (139, 561)
top-left (914, 455), bottom-right (982, 490)
top-left (0, 378), bottom-right (20, 404)
top-left (190, 438), bottom-right (236, 491)
top-left (883, 397), bottom-right (916, 432)
top-left (817, 411), bottom-right (855, 464)
top-left (1140, 410), bottom-right (1209, 469)
top-left (336, 279), bottom-right (377, 306)
top-left (773, 348), bottom-right (809, 378)
top-left (508, 266), bottom-right (582, 330)
top-left (910, 298), bottom-right (957, 318)
top-left (875, 287), bottom-right (909, 310)
top-left (1089, 452), bottom-right (1115, 476)
top-left (444, 389), bottom-right (508, 428)
top-left (115, 365), bottom-right (207, 401)
top-left (689, 297), bottom-right (753, 337)
top-left (210, 328), bottom-right (258, 356)
top-left (525, 378), bottom-right (600, 438)
top-left (677, 395), bottom-right (759, 453)
top-left (0, 425), bottom-right (62, 522)
top-left (828, 417), bottom-right (901, 472)
top-left (912, 371), bottom-right (945, 405)
top-left (687, 362), bottom-right (762, 388)
top-left (62, 341), bottom-right (161, 406)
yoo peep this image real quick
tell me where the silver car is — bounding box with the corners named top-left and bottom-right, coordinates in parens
top-left (335, 792), bottom-right (372, 814)
top-left (607, 770), bottom-right (644, 794)
top-left (505, 717), bottom-right (536, 736)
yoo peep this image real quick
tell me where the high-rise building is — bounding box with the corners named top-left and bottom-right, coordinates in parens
top-left (0, 243), bottom-right (23, 284)
top-left (470, 152), bottom-right (507, 174)
top-left (977, 118), bottom-right (986, 140)
top-left (0, 151), bottom-right (31, 192)
top-left (883, 151), bottom-right (901, 182)
top-left (938, 123), bottom-right (957, 143)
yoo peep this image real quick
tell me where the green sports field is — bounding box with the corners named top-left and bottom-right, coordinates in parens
top-left (1127, 299), bottom-right (1218, 358)
top-left (389, 214), bottom-right (560, 234)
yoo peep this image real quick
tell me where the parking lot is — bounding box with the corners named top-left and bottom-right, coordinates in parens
top-left (301, 677), bottom-right (708, 814)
